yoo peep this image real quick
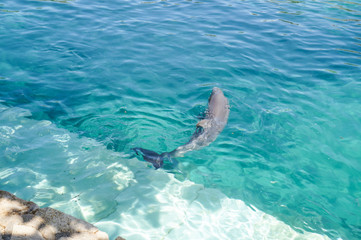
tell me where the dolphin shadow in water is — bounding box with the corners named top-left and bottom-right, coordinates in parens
top-left (132, 87), bottom-right (230, 169)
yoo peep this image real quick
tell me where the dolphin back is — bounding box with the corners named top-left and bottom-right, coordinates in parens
top-left (207, 87), bottom-right (230, 124)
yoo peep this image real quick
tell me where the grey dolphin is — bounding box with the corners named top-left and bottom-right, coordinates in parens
top-left (133, 87), bottom-right (230, 169)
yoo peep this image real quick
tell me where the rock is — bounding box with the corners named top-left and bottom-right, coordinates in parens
top-left (10, 225), bottom-right (44, 240)
top-left (115, 237), bottom-right (126, 240)
top-left (0, 190), bottom-right (113, 240)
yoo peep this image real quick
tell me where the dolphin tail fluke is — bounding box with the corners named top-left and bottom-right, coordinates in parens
top-left (132, 147), bottom-right (173, 169)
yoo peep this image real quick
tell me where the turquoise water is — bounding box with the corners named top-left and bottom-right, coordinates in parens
top-left (1, 0), bottom-right (360, 239)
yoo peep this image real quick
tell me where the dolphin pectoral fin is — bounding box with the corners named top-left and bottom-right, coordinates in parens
top-left (196, 119), bottom-right (207, 128)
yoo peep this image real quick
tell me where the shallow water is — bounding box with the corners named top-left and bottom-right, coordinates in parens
top-left (1, 0), bottom-right (360, 239)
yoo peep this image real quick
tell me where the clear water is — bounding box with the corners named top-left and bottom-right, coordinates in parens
top-left (0, 0), bottom-right (360, 239)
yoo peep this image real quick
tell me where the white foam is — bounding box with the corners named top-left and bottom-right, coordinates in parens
top-left (0, 105), bottom-right (331, 240)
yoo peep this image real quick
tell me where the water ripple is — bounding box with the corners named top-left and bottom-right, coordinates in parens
top-left (1, 0), bottom-right (361, 239)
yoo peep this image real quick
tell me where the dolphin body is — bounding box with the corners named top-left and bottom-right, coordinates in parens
top-left (133, 87), bottom-right (230, 169)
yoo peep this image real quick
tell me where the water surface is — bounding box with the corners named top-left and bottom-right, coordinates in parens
top-left (1, 0), bottom-right (361, 239)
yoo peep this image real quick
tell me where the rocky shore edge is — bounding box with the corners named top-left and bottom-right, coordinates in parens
top-left (0, 190), bottom-right (124, 240)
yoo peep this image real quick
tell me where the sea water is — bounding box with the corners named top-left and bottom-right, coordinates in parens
top-left (0, 0), bottom-right (360, 239)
